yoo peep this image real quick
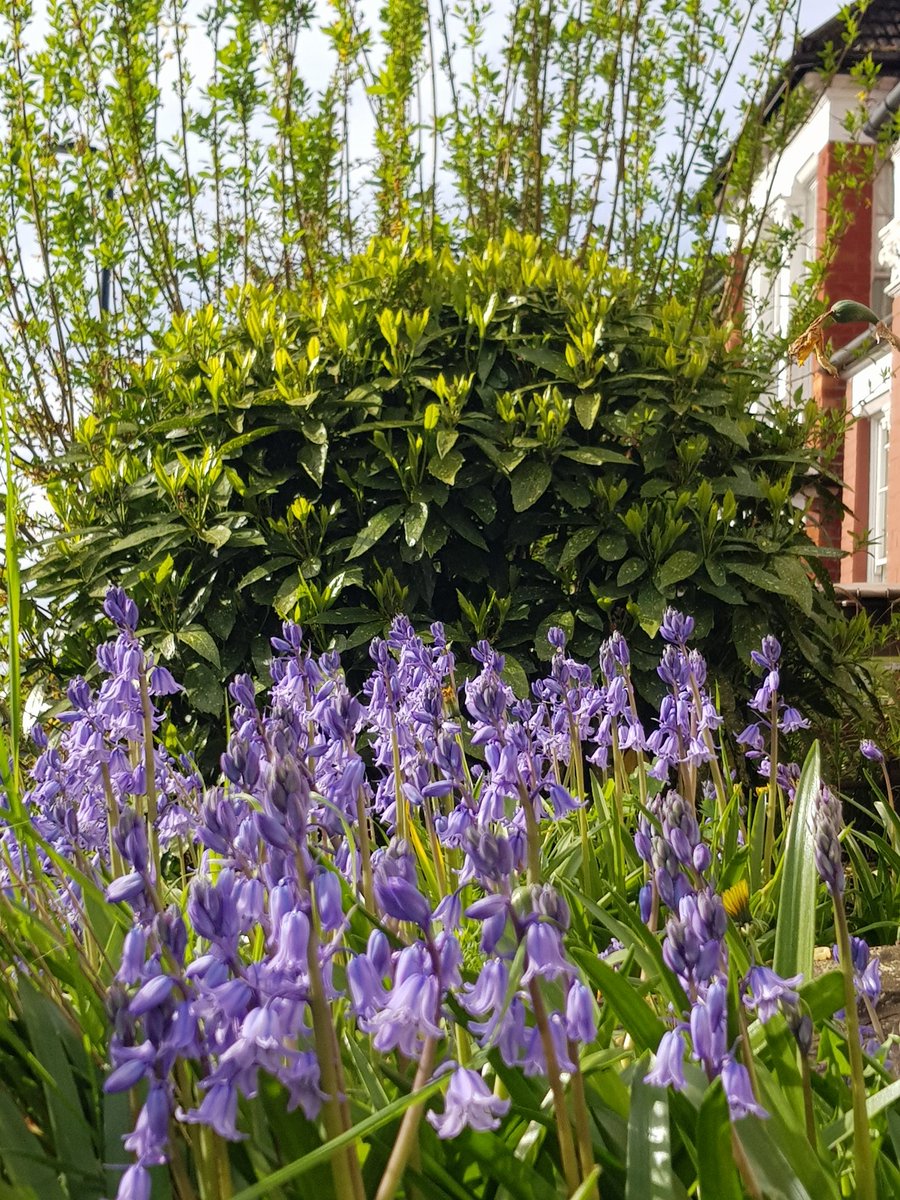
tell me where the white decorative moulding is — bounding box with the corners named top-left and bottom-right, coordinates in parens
top-left (879, 216), bottom-right (900, 297)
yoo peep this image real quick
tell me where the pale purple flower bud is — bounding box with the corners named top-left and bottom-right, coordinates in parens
top-left (114, 808), bottom-right (149, 873)
top-left (347, 954), bottom-right (386, 1018)
top-left (693, 843), bottom-right (711, 872)
top-left (116, 1163), bottom-right (152, 1200)
top-left (104, 1057), bottom-right (150, 1094)
top-left (660, 608), bottom-right (694, 646)
top-left (722, 1058), bottom-right (767, 1120)
top-left (657, 646), bottom-right (689, 688)
top-left (104, 586), bottom-right (139, 632)
top-left (522, 922), bottom-right (571, 983)
top-left (375, 876), bottom-right (432, 929)
top-left (367, 929), bottom-right (392, 978)
top-left (313, 870), bottom-right (344, 931)
top-left (565, 982), bottom-right (597, 1043)
top-left (639, 883), bottom-right (653, 925)
top-left (155, 906), bottom-right (188, 964)
top-left (118, 929), bottom-right (147, 985)
top-left (750, 635), bottom-right (781, 672)
top-left (106, 871), bottom-right (146, 904)
top-left (130, 974), bottom-right (176, 1017)
top-left (860, 739), bottom-right (884, 764)
top-left (813, 784), bottom-right (844, 897)
top-left (547, 626), bottom-right (567, 650)
top-left (645, 1029), bottom-right (686, 1091)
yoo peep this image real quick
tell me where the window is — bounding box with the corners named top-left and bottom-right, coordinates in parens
top-left (869, 408), bottom-right (890, 582)
top-left (872, 159), bottom-right (895, 320)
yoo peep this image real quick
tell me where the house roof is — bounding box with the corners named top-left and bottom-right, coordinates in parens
top-left (764, 0), bottom-right (900, 120)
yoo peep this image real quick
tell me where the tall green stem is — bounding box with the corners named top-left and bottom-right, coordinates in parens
top-left (373, 1035), bottom-right (439, 1200)
top-left (834, 899), bottom-right (876, 1200)
top-left (528, 981), bottom-right (581, 1195)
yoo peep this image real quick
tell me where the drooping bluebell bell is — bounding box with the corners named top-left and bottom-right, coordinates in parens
top-left (428, 1067), bottom-right (510, 1138)
top-left (860, 739), bottom-right (885, 764)
top-left (743, 965), bottom-right (802, 1024)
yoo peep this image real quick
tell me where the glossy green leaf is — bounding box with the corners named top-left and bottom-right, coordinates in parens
top-left (773, 741), bottom-right (820, 981)
top-left (346, 504), bottom-right (406, 559)
top-left (626, 1080), bottom-right (673, 1200)
top-left (403, 501), bottom-right (428, 546)
top-left (558, 526), bottom-right (598, 569)
top-left (510, 459), bottom-right (552, 511)
top-left (574, 393), bottom-right (601, 429)
top-left (429, 448), bottom-right (464, 484)
top-left (696, 1085), bottom-right (742, 1200)
top-left (577, 956), bottom-right (665, 1050)
top-left (656, 549), bottom-right (701, 589)
top-left (177, 626), bottom-right (222, 668)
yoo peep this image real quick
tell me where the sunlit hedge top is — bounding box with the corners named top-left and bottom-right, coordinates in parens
top-left (33, 232), bottom-right (859, 748)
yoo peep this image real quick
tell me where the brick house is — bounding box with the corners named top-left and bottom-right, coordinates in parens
top-left (733, 1), bottom-right (900, 608)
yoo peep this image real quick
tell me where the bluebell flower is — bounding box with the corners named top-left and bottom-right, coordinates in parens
top-left (427, 1067), bottom-right (510, 1138)
top-left (645, 1029), bottom-right (686, 1091)
top-left (565, 981), bottom-right (598, 1043)
top-left (861, 739), bottom-right (885, 764)
top-left (116, 1163), bottom-right (152, 1200)
top-left (743, 965), bottom-right (802, 1024)
top-left (813, 784), bottom-right (844, 897)
top-left (660, 609), bottom-right (695, 647)
top-left (722, 1057), bottom-right (767, 1119)
top-left (375, 875), bottom-right (432, 929)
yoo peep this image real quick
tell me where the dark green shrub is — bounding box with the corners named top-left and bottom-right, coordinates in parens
top-left (29, 233), bottom-right (866, 744)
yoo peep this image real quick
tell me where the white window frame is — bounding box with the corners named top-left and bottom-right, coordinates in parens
top-left (869, 407), bottom-right (890, 583)
top-left (849, 349), bottom-right (893, 583)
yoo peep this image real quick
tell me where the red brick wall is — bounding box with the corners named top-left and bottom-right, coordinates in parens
top-left (810, 142), bottom-right (875, 580)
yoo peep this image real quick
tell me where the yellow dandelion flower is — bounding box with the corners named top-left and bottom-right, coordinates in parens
top-left (722, 879), bottom-right (751, 924)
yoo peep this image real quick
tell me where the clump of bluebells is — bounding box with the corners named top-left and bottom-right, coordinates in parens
top-left (0, 595), bottom-right (888, 1200)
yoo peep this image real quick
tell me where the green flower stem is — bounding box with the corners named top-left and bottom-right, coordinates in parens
top-left (688, 675), bottom-right (728, 817)
top-left (799, 1050), bottom-right (817, 1149)
top-left (297, 854), bottom-right (366, 1200)
top-left (138, 673), bottom-right (161, 872)
top-left (568, 713), bottom-right (596, 896)
top-left (518, 781), bottom-right (542, 885)
top-left (101, 762), bottom-right (126, 880)
top-left (528, 981), bottom-right (581, 1196)
top-left (568, 1041), bottom-right (600, 1200)
top-left (833, 898), bottom-right (876, 1200)
top-left (355, 787), bottom-right (375, 911)
top-left (373, 1035), bottom-right (439, 1200)
top-left (731, 1127), bottom-right (764, 1200)
top-left (390, 716), bottom-right (409, 844)
top-left (763, 694), bottom-right (778, 882)
top-left (879, 760), bottom-right (897, 853)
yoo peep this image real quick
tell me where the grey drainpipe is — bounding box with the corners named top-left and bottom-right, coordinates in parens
top-left (864, 79), bottom-right (900, 139)
top-left (829, 327), bottom-right (889, 373)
